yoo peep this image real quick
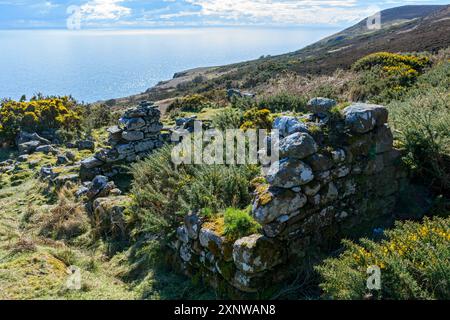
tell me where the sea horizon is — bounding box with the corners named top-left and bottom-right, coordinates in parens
top-left (0, 26), bottom-right (341, 103)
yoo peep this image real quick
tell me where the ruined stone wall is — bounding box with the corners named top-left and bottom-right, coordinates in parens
top-left (169, 101), bottom-right (408, 296)
top-left (80, 101), bottom-right (168, 181)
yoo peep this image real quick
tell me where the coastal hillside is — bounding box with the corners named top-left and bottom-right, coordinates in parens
top-left (110, 4), bottom-right (450, 107)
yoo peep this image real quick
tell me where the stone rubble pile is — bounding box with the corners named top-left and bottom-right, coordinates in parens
top-left (80, 101), bottom-right (166, 181)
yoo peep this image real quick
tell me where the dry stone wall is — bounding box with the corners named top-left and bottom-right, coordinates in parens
top-left (169, 99), bottom-right (408, 296)
top-left (80, 101), bottom-right (167, 181)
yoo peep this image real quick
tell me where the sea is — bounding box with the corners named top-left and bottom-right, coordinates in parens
top-left (0, 27), bottom-right (340, 103)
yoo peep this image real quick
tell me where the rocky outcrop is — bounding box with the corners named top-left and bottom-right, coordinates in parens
top-left (79, 101), bottom-right (166, 181)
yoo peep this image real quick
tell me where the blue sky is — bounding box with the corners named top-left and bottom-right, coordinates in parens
top-left (0, 0), bottom-right (448, 29)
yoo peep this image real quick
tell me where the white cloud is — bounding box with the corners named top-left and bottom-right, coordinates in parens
top-left (184, 0), bottom-right (381, 25)
top-left (80, 0), bottom-right (131, 20)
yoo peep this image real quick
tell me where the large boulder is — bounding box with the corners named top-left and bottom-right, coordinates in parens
top-left (343, 103), bottom-right (388, 134)
top-left (266, 158), bottom-right (314, 188)
top-left (273, 116), bottom-right (309, 138)
top-left (278, 132), bottom-right (318, 159)
top-left (232, 234), bottom-right (285, 274)
top-left (306, 97), bottom-right (337, 114)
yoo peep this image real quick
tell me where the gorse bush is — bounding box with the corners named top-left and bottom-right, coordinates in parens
top-left (211, 108), bottom-right (244, 130)
top-left (0, 96), bottom-right (82, 142)
top-left (82, 103), bottom-right (119, 133)
top-left (258, 92), bottom-right (308, 113)
top-left (240, 108), bottom-right (273, 131)
top-left (388, 61), bottom-right (450, 194)
top-left (168, 94), bottom-right (213, 113)
top-left (129, 145), bottom-right (259, 237)
top-left (352, 52), bottom-right (431, 73)
top-left (350, 52), bottom-right (432, 103)
top-left (181, 165), bottom-right (259, 214)
top-left (316, 217), bottom-right (450, 300)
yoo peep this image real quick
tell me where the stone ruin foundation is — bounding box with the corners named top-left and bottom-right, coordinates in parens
top-left (80, 101), bottom-right (168, 181)
top-left (168, 101), bottom-right (408, 297)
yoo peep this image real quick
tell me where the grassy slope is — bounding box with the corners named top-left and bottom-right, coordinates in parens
top-left (0, 141), bottom-right (136, 300)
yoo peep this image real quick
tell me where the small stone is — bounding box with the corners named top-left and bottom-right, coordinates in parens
top-left (331, 149), bottom-right (346, 163)
top-left (56, 154), bottom-right (69, 165)
top-left (304, 180), bottom-right (321, 196)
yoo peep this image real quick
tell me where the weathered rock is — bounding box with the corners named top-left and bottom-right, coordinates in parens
top-left (107, 126), bottom-right (123, 141)
top-left (320, 182), bottom-right (339, 205)
top-left (40, 166), bottom-right (56, 180)
top-left (92, 196), bottom-right (129, 239)
top-left (184, 213), bottom-right (202, 240)
top-left (306, 97), bottom-right (337, 114)
top-left (120, 117), bottom-right (146, 131)
top-left (374, 124), bottom-right (394, 154)
top-left (177, 226), bottom-right (189, 244)
top-left (65, 151), bottom-right (76, 162)
top-left (81, 156), bottom-right (103, 169)
top-left (56, 154), bottom-right (69, 165)
top-left (266, 158), bottom-right (314, 188)
top-left (199, 228), bottom-right (232, 261)
top-left (77, 140), bottom-right (95, 151)
top-left (35, 145), bottom-right (58, 155)
top-left (116, 143), bottom-right (134, 155)
top-left (53, 174), bottom-right (78, 187)
top-left (273, 116), bottom-right (309, 138)
top-left (343, 103), bottom-right (388, 134)
top-left (16, 131), bottom-right (51, 145)
top-left (252, 188), bottom-right (307, 225)
top-left (233, 234), bottom-right (285, 274)
top-left (304, 180), bottom-right (322, 196)
top-left (18, 140), bottom-right (41, 154)
top-left (134, 140), bottom-right (154, 153)
top-left (331, 149), bottom-right (346, 163)
top-left (122, 130), bottom-right (144, 142)
top-left (278, 132), bottom-right (318, 159)
top-left (304, 153), bottom-right (333, 172)
top-left (17, 155), bottom-right (29, 162)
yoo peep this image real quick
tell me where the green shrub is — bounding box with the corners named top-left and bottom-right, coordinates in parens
top-left (0, 97), bottom-right (82, 143)
top-left (223, 207), bottom-right (260, 241)
top-left (82, 104), bottom-right (119, 133)
top-left (316, 216), bottom-right (450, 300)
top-left (258, 92), bottom-right (308, 113)
top-left (211, 108), bottom-right (244, 130)
top-left (388, 62), bottom-right (450, 194)
top-left (168, 94), bottom-right (213, 113)
top-left (182, 165), bottom-right (259, 214)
